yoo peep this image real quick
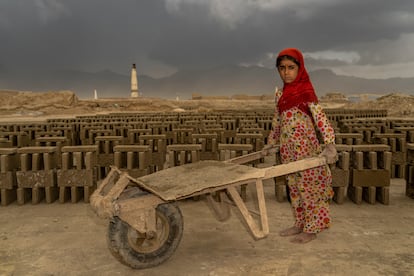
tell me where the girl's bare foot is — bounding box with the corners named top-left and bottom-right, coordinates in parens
top-left (279, 226), bottom-right (302, 237)
top-left (290, 232), bottom-right (316, 244)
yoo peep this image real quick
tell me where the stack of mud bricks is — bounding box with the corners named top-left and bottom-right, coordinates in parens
top-left (391, 120), bottom-right (414, 143)
top-left (45, 121), bottom-right (77, 146)
top-left (146, 121), bottom-right (175, 145)
top-left (235, 133), bottom-right (264, 166)
top-left (0, 148), bottom-right (19, 205)
top-left (166, 144), bottom-right (202, 168)
top-left (191, 133), bottom-right (219, 160)
top-left (217, 143), bottom-right (254, 161)
top-left (95, 135), bottom-right (124, 179)
top-left (57, 145), bottom-right (98, 203)
top-left (35, 136), bottom-right (68, 169)
top-left (138, 134), bottom-right (167, 172)
top-left (257, 119), bottom-right (272, 144)
top-left (348, 145), bottom-right (391, 205)
top-left (220, 119), bottom-right (237, 143)
top-left (0, 131), bottom-right (30, 148)
top-left (335, 133), bottom-right (363, 145)
top-left (325, 109), bottom-right (355, 130)
top-left (406, 143), bottom-right (414, 198)
top-left (127, 128), bottom-right (152, 144)
top-left (218, 143), bottom-right (254, 201)
top-left (172, 127), bottom-right (194, 144)
top-left (113, 145), bottom-right (152, 178)
top-left (372, 133), bottom-right (407, 178)
top-left (16, 146), bottom-right (58, 204)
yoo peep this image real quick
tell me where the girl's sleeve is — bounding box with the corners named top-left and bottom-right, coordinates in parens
top-left (267, 89), bottom-right (281, 145)
top-left (309, 102), bottom-right (335, 144)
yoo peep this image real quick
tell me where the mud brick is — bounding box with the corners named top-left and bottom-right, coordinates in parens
top-left (113, 145), bottom-right (151, 178)
top-left (406, 164), bottom-right (414, 198)
top-left (274, 177), bottom-right (287, 203)
top-left (348, 185), bottom-right (363, 204)
top-left (363, 186), bottom-right (376, 204)
top-left (191, 133), bottom-right (219, 160)
top-left (407, 143), bottom-right (414, 164)
top-left (376, 186), bottom-right (390, 205)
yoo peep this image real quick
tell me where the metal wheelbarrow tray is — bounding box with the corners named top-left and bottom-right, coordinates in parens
top-left (90, 150), bottom-right (326, 269)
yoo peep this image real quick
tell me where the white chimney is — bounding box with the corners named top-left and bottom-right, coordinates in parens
top-left (131, 63), bottom-right (139, 98)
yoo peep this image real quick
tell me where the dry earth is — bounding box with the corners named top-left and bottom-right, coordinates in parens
top-left (0, 90), bottom-right (414, 119)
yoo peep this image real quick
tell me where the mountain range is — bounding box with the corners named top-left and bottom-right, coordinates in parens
top-left (0, 65), bottom-right (413, 99)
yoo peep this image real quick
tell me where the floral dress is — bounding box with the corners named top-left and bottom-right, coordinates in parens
top-left (268, 89), bottom-right (335, 233)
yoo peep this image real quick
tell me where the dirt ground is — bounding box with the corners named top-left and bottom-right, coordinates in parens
top-left (1, 162), bottom-right (413, 276)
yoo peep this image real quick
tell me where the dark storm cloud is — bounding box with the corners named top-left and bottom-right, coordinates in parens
top-left (0, 0), bottom-right (414, 77)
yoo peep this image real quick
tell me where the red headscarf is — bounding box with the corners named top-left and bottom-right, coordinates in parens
top-left (277, 48), bottom-right (318, 116)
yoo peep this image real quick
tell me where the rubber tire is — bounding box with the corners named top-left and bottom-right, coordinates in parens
top-left (107, 203), bottom-right (184, 269)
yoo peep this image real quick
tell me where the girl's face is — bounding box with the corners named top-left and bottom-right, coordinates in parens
top-left (277, 59), bottom-right (299, 84)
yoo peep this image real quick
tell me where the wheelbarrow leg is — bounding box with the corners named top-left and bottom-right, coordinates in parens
top-left (226, 178), bottom-right (269, 240)
top-left (205, 191), bottom-right (231, 222)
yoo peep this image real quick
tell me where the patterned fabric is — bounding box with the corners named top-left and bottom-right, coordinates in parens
top-left (268, 88), bottom-right (335, 233)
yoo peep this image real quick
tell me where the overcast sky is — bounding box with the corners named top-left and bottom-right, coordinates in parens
top-left (1, 0), bottom-right (414, 79)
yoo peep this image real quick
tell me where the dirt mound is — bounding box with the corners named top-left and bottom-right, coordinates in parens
top-left (0, 90), bottom-right (78, 110)
top-left (342, 93), bottom-right (414, 117)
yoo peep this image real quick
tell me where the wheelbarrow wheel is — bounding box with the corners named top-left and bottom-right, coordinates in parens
top-left (107, 203), bottom-right (184, 269)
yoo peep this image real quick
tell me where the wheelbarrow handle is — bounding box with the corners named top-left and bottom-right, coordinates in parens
top-left (225, 146), bottom-right (279, 165)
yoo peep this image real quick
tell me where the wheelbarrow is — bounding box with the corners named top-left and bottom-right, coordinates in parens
top-left (90, 148), bottom-right (327, 269)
